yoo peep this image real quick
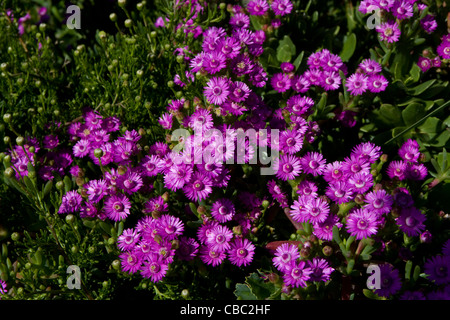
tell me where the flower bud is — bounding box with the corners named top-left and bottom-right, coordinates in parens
top-left (109, 13), bottom-right (117, 22)
top-left (322, 245), bottom-right (333, 256)
top-left (4, 167), bottom-right (14, 178)
top-left (118, 0), bottom-right (126, 7)
top-left (111, 259), bottom-right (121, 270)
top-left (420, 230), bottom-right (432, 244)
top-left (3, 113), bottom-right (11, 123)
top-left (3, 136), bottom-right (10, 145)
top-left (16, 136), bottom-right (25, 146)
top-left (94, 148), bottom-right (103, 159)
top-left (65, 214), bottom-right (75, 224)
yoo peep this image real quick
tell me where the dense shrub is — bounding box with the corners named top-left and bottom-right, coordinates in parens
top-left (0, 0), bottom-right (449, 301)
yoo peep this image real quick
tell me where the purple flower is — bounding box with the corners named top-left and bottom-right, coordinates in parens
top-left (229, 12), bottom-right (250, 29)
top-left (392, 0), bottom-right (414, 20)
top-left (364, 189), bottom-right (393, 216)
top-left (203, 51), bottom-right (227, 75)
top-left (183, 172), bottom-right (213, 202)
top-left (359, 59), bottom-right (382, 75)
top-left (398, 139), bottom-right (420, 162)
top-left (117, 228), bottom-right (141, 251)
top-left (323, 161), bottom-right (347, 182)
top-left (437, 39), bottom-right (450, 59)
top-left (211, 198), bottom-right (235, 223)
top-left (271, 0), bottom-right (293, 16)
top-left (119, 250), bottom-right (143, 274)
top-left (345, 73), bottom-right (369, 95)
top-left (376, 21), bottom-right (401, 43)
top-left (228, 238), bottom-right (255, 267)
top-left (156, 214), bottom-right (184, 240)
top-left (140, 155), bottom-right (163, 177)
top-left (164, 163), bottom-right (193, 191)
top-left (313, 214), bottom-right (342, 241)
top-left (177, 237), bottom-right (199, 261)
top-left (247, 0), bottom-right (269, 16)
top-left (144, 196), bottom-right (169, 215)
top-left (229, 81), bottom-right (251, 103)
top-left (291, 75), bottom-right (310, 93)
top-left (43, 135), bottom-right (59, 149)
top-left (405, 163), bottom-right (428, 180)
top-left (351, 142), bottom-right (382, 164)
top-left (283, 260), bottom-right (313, 288)
top-left (200, 245), bottom-right (226, 266)
top-left (118, 170), bottom-right (143, 195)
top-left (140, 253), bottom-right (169, 282)
top-left (273, 243), bottom-right (300, 272)
top-left (279, 129), bottom-right (303, 154)
top-left (418, 56), bottom-right (432, 72)
top-left (367, 74), bottom-right (389, 93)
top-left (348, 172), bottom-right (373, 194)
top-left (387, 160), bottom-right (407, 180)
top-left (271, 72), bottom-right (291, 93)
top-left (73, 139), bottom-right (91, 158)
top-left (158, 113), bottom-right (173, 130)
top-left (326, 181), bottom-right (354, 204)
top-left (274, 154), bottom-right (302, 181)
top-left (291, 196), bottom-right (329, 224)
top-left (0, 279), bottom-right (7, 298)
top-left (85, 179), bottom-right (109, 203)
top-left (393, 187), bottom-right (414, 208)
top-left (59, 190), bottom-right (83, 214)
top-left (396, 207), bottom-right (426, 237)
top-left (374, 264), bottom-right (402, 298)
top-left (204, 77), bottom-right (230, 105)
top-left (296, 180), bottom-right (318, 199)
top-left (321, 71), bottom-right (341, 91)
top-left (346, 208), bottom-right (379, 239)
top-left (206, 224), bottom-right (233, 252)
top-left (308, 258), bottom-right (334, 282)
top-left (104, 194), bottom-right (131, 221)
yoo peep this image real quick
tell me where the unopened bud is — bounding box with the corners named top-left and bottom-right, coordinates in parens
top-left (322, 245), bottom-right (333, 256)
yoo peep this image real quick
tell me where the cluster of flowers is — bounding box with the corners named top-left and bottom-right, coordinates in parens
top-left (271, 48), bottom-right (389, 100)
top-left (5, 6), bottom-right (49, 36)
top-left (359, 1), bottom-right (449, 74)
top-left (272, 243), bottom-right (334, 288)
top-left (6, 122), bottom-right (77, 182)
top-left (359, 0), bottom-right (438, 42)
top-left (373, 238), bottom-right (450, 299)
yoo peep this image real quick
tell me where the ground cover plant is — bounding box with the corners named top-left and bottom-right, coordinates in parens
top-left (0, 0), bottom-right (449, 301)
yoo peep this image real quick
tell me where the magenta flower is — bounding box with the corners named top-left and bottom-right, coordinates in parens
top-left (156, 214), bottom-right (184, 240)
top-left (346, 208), bottom-right (379, 239)
top-left (228, 238), bottom-right (255, 267)
top-left (364, 189), bottom-right (393, 216)
top-left (396, 207), bottom-right (426, 237)
top-left (376, 21), bottom-right (401, 43)
top-left (117, 228), bottom-right (141, 251)
top-left (119, 250), bottom-right (143, 274)
top-left (203, 51), bottom-right (227, 75)
top-left (274, 154), bottom-right (302, 181)
top-left (348, 172), bottom-right (373, 194)
top-left (140, 254), bottom-right (169, 282)
top-left (283, 260), bottom-right (313, 288)
top-left (104, 194), bottom-right (131, 221)
top-left (273, 243), bottom-right (300, 272)
top-left (200, 245), bottom-right (226, 266)
top-left (211, 198), bottom-right (235, 223)
top-left (177, 237), bottom-right (199, 261)
top-left (308, 258), bottom-right (334, 282)
top-left (247, 0), bottom-right (269, 16)
top-left (374, 264), bottom-right (402, 298)
top-left (204, 77), bottom-right (230, 105)
top-left (206, 224), bottom-right (233, 252)
top-left (359, 59), bottom-right (382, 75)
top-left (271, 72), bottom-right (291, 93)
top-left (345, 73), bottom-right (369, 95)
top-left (86, 179), bottom-right (109, 203)
top-left (164, 163), bottom-right (193, 191)
top-left (437, 38), bottom-right (450, 59)
top-left (291, 196), bottom-right (329, 224)
top-left (271, 0), bottom-right (293, 16)
top-left (313, 214), bottom-right (342, 241)
top-left (326, 181), bottom-right (354, 204)
top-left (405, 163), bottom-right (428, 180)
top-left (73, 139), bottom-right (91, 158)
top-left (183, 172), bottom-right (213, 202)
top-left (118, 170), bottom-right (143, 195)
top-left (59, 190), bottom-right (83, 214)
top-left (300, 151), bottom-right (326, 177)
top-left (367, 74), bottom-right (389, 93)
top-left (279, 129), bottom-right (304, 154)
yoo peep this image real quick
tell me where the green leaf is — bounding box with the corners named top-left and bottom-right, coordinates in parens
top-left (276, 35), bottom-right (296, 62)
top-left (405, 260), bottom-right (413, 280)
top-left (293, 51), bottom-right (304, 70)
top-left (378, 104), bottom-right (403, 127)
top-left (402, 103), bottom-right (425, 126)
top-left (234, 284), bottom-right (257, 300)
top-left (340, 33), bottom-right (356, 62)
top-left (249, 15), bottom-right (262, 30)
top-left (42, 180), bottom-right (53, 199)
top-left (407, 79), bottom-right (436, 96)
top-left (409, 64), bottom-right (421, 83)
top-left (332, 225), bottom-right (342, 244)
top-left (245, 273), bottom-right (275, 299)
